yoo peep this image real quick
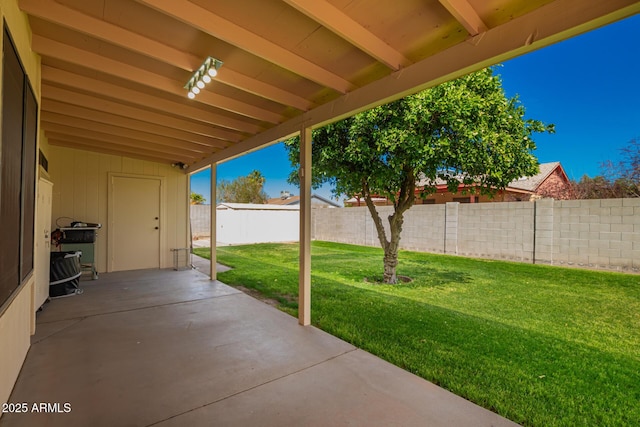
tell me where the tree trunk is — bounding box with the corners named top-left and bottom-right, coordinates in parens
top-left (383, 211), bottom-right (404, 283)
top-left (361, 173), bottom-right (413, 284)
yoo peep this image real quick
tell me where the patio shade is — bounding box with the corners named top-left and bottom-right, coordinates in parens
top-left (19, 0), bottom-right (640, 169)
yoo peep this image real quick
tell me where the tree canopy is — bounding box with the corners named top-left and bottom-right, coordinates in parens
top-left (217, 170), bottom-right (269, 204)
top-left (285, 67), bottom-right (553, 283)
top-left (190, 192), bottom-right (206, 205)
top-left (598, 137), bottom-right (640, 198)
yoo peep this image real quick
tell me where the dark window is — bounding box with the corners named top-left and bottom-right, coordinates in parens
top-left (1, 24), bottom-right (37, 309)
top-left (21, 84), bottom-right (37, 281)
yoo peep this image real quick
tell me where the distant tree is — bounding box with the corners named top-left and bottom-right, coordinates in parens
top-left (217, 170), bottom-right (269, 203)
top-left (600, 137), bottom-right (640, 198)
top-left (571, 175), bottom-right (614, 199)
top-left (190, 192), bottom-right (206, 205)
top-left (571, 175), bottom-right (639, 199)
top-left (285, 67), bottom-right (553, 283)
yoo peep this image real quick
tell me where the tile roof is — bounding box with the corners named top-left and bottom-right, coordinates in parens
top-left (508, 162), bottom-right (562, 192)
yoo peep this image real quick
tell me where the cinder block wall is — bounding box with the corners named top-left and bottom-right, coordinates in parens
top-left (456, 202), bottom-right (535, 262)
top-left (313, 206), bottom-right (376, 246)
top-left (312, 199), bottom-right (640, 273)
top-left (402, 205), bottom-right (446, 253)
top-left (536, 198), bottom-right (640, 270)
top-left (190, 204), bottom-right (211, 238)
top-left (312, 204), bottom-right (446, 252)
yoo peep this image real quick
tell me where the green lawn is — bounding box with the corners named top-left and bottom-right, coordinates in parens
top-left (193, 241), bottom-right (640, 426)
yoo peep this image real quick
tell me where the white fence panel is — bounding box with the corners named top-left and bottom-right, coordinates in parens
top-left (216, 209), bottom-right (299, 244)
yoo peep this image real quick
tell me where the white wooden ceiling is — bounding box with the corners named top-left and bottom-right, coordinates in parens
top-left (20, 0), bottom-right (639, 170)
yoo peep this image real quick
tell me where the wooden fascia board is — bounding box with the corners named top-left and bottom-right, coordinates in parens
top-left (19, 0), bottom-right (312, 111)
top-left (137, 0), bottom-right (354, 93)
top-left (282, 0), bottom-right (410, 70)
top-left (189, 0), bottom-right (640, 172)
top-left (555, 163), bottom-right (571, 184)
top-left (32, 36), bottom-right (281, 124)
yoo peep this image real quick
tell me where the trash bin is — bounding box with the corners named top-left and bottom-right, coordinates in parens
top-left (50, 251), bottom-right (82, 297)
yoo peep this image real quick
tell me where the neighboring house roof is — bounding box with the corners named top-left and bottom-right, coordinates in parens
top-left (349, 162), bottom-right (569, 204)
top-left (507, 162), bottom-right (567, 192)
top-left (266, 194), bottom-right (341, 208)
top-left (415, 162), bottom-right (567, 193)
top-left (216, 203), bottom-right (299, 211)
top-left (267, 196), bottom-right (299, 205)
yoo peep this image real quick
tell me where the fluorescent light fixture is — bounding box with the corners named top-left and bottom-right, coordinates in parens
top-left (184, 56), bottom-right (223, 99)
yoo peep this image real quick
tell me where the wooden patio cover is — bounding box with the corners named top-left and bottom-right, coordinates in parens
top-left (20, 0), bottom-right (640, 323)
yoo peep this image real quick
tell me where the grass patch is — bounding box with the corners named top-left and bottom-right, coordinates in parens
top-left (192, 242), bottom-right (640, 426)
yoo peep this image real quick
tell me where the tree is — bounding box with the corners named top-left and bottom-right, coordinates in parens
top-left (190, 192), bottom-right (206, 205)
top-left (285, 67), bottom-right (553, 283)
top-left (600, 137), bottom-right (640, 198)
top-left (217, 170), bottom-right (269, 204)
top-left (571, 175), bottom-right (639, 199)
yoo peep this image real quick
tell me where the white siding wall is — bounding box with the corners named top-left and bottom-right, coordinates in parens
top-left (48, 146), bottom-right (189, 271)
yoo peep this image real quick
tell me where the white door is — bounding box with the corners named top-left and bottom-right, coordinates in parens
top-left (110, 175), bottom-right (161, 272)
top-left (34, 178), bottom-right (53, 309)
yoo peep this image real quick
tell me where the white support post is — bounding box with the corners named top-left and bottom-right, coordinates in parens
top-left (298, 126), bottom-right (312, 326)
top-left (187, 172), bottom-right (192, 249)
top-left (210, 163), bottom-right (217, 281)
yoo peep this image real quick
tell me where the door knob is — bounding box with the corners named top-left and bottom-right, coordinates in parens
top-left (155, 227), bottom-right (159, 230)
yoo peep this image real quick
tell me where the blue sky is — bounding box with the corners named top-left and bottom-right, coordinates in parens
top-left (191, 14), bottom-right (640, 204)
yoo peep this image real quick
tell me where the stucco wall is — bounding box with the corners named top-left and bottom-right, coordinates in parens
top-left (48, 146), bottom-right (189, 271)
top-left (312, 199), bottom-right (640, 273)
top-left (0, 0), bottom-right (41, 412)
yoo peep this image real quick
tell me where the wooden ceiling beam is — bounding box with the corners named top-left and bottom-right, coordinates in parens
top-left (190, 0), bottom-right (640, 171)
top-left (282, 0), bottom-right (410, 70)
top-left (41, 112), bottom-right (214, 154)
top-left (19, 0), bottom-right (312, 111)
top-left (41, 99), bottom-right (238, 146)
top-left (20, 0), bottom-right (196, 70)
top-left (438, 0), bottom-right (488, 36)
top-left (41, 85), bottom-right (248, 140)
top-left (49, 138), bottom-right (186, 165)
top-left (137, 0), bottom-right (355, 93)
top-left (41, 65), bottom-right (263, 134)
top-left (32, 36), bottom-right (280, 124)
top-left (43, 126), bottom-right (202, 161)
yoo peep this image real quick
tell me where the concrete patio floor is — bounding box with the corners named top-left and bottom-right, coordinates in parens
top-left (1, 264), bottom-right (518, 427)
